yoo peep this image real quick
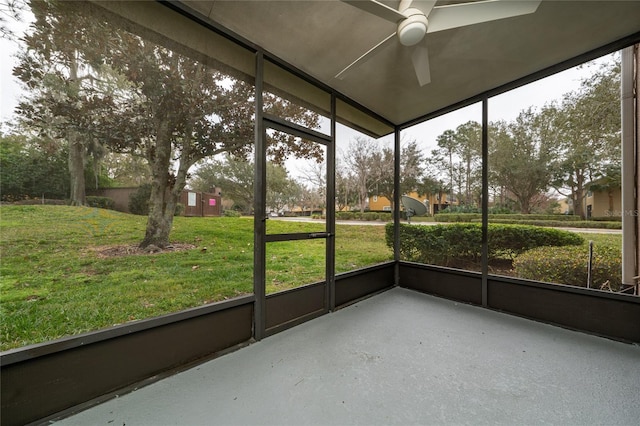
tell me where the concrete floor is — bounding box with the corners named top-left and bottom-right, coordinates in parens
top-left (57, 287), bottom-right (640, 426)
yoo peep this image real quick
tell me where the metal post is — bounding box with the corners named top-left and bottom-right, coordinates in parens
top-left (393, 126), bottom-right (401, 286)
top-left (327, 94), bottom-right (336, 310)
top-left (621, 46), bottom-right (636, 291)
top-left (636, 44), bottom-right (640, 296)
top-left (481, 99), bottom-right (489, 306)
top-left (253, 51), bottom-right (266, 340)
top-left (587, 240), bottom-right (593, 289)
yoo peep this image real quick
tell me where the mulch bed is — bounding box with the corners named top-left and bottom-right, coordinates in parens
top-left (92, 243), bottom-right (196, 258)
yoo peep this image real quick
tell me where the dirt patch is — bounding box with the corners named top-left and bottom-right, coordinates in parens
top-left (92, 243), bottom-right (196, 258)
top-left (488, 258), bottom-right (515, 276)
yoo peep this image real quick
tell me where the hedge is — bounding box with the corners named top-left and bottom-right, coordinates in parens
top-left (86, 196), bottom-right (115, 210)
top-left (589, 216), bottom-right (622, 222)
top-left (434, 213), bottom-right (581, 222)
top-left (336, 211), bottom-right (392, 221)
top-left (514, 244), bottom-right (622, 291)
top-left (470, 219), bottom-right (622, 229)
top-left (127, 185), bottom-right (184, 216)
top-left (385, 223), bottom-right (583, 266)
top-left (128, 184), bottom-right (151, 215)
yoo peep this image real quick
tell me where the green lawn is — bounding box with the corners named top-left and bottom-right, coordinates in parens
top-left (0, 205), bottom-right (392, 351)
top-left (2, 205), bottom-right (621, 351)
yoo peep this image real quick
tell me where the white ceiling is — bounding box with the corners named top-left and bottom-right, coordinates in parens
top-left (180, 0), bottom-right (640, 127)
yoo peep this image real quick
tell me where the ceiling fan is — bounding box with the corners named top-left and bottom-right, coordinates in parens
top-left (336, 0), bottom-right (542, 86)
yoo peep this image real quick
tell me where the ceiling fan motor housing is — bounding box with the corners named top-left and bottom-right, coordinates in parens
top-left (397, 8), bottom-right (428, 46)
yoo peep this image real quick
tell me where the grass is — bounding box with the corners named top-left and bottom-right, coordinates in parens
top-left (3, 206), bottom-right (619, 351)
top-left (575, 232), bottom-right (621, 247)
top-left (0, 205), bottom-right (392, 351)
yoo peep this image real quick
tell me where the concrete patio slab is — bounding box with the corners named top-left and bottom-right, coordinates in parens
top-left (56, 287), bottom-right (640, 425)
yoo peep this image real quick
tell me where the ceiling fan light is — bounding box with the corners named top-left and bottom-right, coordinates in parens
top-left (397, 13), bottom-right (428, 46)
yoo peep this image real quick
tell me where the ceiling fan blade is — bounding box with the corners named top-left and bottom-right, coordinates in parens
top-left (400, 0), bottom-right (437, 15)
top-left (427, 0), bottom-right (541, 33)
top-left (410, 42), bottom-right (431, 86)
top-left (335, 32), bottom-right (397, 80)
top-left (341, 0), bottom-right (408, 23)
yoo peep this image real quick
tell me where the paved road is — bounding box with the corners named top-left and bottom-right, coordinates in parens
top-left (269, 216), bottom-right (622, 234)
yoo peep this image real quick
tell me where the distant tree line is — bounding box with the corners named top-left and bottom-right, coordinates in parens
top-left (422, 59), bottom-right (620, 217)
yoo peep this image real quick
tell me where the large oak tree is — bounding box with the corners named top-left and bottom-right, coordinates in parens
top-left (13, 0), bottom-right (117, 206)
top-left (15, 0), bottom-right (320, 248)
top-left (550, 60), bottom-right (621, 218)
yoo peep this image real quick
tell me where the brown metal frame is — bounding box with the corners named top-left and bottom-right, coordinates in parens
top-left (2, 2), bottom-right (640, 425)
top-left (1, 296), bottom-right (255, 426)
top-left (399, 262), bottom-right (640, 343)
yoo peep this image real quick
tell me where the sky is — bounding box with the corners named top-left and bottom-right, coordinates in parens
top-left (0, 7), bottom-right (30, 131)
top-left (400, 54), bottom-right (615, 154)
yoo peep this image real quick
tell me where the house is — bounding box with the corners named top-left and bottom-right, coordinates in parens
top-left (369, 191), bottom-right (458, 214)
top-left (90, 187), bottom-right (222, 217)
top-left (584, 177), bottom-right (623, 218)
top-left (553, 180), bottom-right (623, 218)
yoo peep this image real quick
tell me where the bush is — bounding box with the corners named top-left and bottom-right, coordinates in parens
top-left (434, 213), bottom-right (582, 222)
top-left (589, 216), bottom-right (622, 222)
top-left (514, 244), bottom-right (621, 291)
top-left (476, 219), bottom-right (621, 229)
top-left (336, 211), bottom-right (392, 221)
top-left (128, 184), bottom-right (152, 215)
top-left (385, 223), bottom-right (583, 266)
top-left (434, 213), bottom-right (481, 222)
top-left (86, 196), bottom-right (115, 210)
top-left (442, 205), bottom-right (481, 214)
top-left (223, 209), bottom-right (241, 217)
top-left (336, 211), bottom-right (355, 220)
top-left (0, 135), bottom-right (70, 201)
top-left (128, 184), bottom-right (183, 216)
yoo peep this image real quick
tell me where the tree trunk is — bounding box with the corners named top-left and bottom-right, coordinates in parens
top-left (465, 158), bottom-right (472, 205)
top-left (68, 131), bottom-right (86, 206)
top-left (67, 56), bottom-right (86, 206)
top-left (574, 175), bottom-right (585, 219)
top-left (140, 120), bottom-right (174, 249)
top-left (608, 189), bottom-right (614, 214)
top-left (519, 197), bottom-right (531, 214)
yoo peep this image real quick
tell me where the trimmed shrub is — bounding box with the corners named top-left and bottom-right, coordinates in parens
top-left (589, 216), bottom-right (622, 222)
top-left (474, 219), bottom-right (621, 229)
top-left (336, 211), bottom-right (392, 221)
top-left (488, 224), bottom-right (583, 256)
top-left (385, 223), bottom-right (583, 266)
top-left (128, 184), bottom-right (152, 215)
top-left (442, 205), bottom-right (481, 214)
top-left (86, 196), bottom-right (115, 210)
top-left (128, 184), bottom-right (183, 216)
top-left (514, 244), bottom-right (622, 291)
top-left (434, 213), bottom-right (481, 222)
top-left (223, 209), bottom-right (241, 217)
top-left (336, 211), bottom-right (355, 220)
top-left (434, 213), bottom-right (581, 222)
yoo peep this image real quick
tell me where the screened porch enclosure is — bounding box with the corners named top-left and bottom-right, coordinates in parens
top-left (1, 1), bottom-right (640, 425)
top-left (56, 288), bottom-right (640, 426)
